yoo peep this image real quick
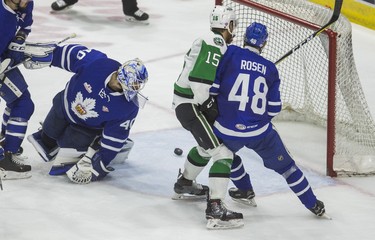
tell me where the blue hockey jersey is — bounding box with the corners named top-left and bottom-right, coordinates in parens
top-left (51, 44), bottom-right (139, 163)
top-left (0, 0), bottom-right (34, 59)
top-left (210, 45), bottom-right (282, 141)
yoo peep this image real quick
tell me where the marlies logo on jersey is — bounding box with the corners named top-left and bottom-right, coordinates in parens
top-left (84, 82), bottom-right (92, 93)
top-left (235, 124), bottom-right (246, 130)
top-left (71, 92), bottom-right (99, 120)
top-left (214, 37), bottom-right (224, 47)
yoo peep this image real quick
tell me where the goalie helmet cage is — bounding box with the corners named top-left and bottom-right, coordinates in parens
top-left (216, 0), bottom-right (375, 177)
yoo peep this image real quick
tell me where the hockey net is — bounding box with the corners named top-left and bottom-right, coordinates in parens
top-left (216, 0), bottom-right (375, 177)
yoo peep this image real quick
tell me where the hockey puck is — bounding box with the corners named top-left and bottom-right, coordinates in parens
top-left (174, 148), bottom-right (183, 156)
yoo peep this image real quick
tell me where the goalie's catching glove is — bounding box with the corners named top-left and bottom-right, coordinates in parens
top-left (66, 148), bottom-right (114, 184)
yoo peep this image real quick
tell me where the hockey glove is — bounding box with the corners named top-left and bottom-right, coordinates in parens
top-left (7, 31), bottom-right (27, 65)
top-left (23, 42), bottom-right (56, 69)
top-left (91, 153), bottom-right (114, 182)
top-left (66, 137), bottom-right (102, 184)
top-left (66, 157), bottom-right (94, 184)
top-left (200, 96), bottom-right (218, 125)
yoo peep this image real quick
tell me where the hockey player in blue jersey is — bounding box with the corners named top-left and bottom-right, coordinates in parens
top-left (0, 0), bottom-right (34, 179)
top-left (210, 22), bottom-right (326, 217)
top-left (27, 44), bottom-right (148, 183)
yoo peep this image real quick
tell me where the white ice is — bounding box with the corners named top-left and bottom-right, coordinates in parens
top-left (1, 0), bottom-right (375, 239)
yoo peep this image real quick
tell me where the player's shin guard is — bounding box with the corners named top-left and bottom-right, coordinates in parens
top-left (281, 164), bottom-right (317, 209)
top-left (182, 146), bottom-right (210, 180)
top-left (230, 155), bottom-right (254, 191)
top-left (1, 107), bottom-right (11, 137)
top-left (208, 156), bottom-right (232, 199)
top-left (3, 117), bottom-right (28, 153)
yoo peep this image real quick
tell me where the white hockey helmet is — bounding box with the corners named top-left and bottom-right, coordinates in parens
top-left (210, 5), bottom-right (238, 34)
top-left (117, 58), bottom-right (148, 102)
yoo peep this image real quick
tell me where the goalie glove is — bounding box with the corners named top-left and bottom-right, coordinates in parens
top-left (23, 42), bottom-right (56, 70)
top-left (66, 138), bottom-right (114, 184)
top-left (66, 156), bottom-right (93, 184)
top-left (200, 96), bottom-right (218, 124)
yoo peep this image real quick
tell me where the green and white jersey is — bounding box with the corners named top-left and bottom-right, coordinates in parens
top-left (172, 32), bottom-right (227, 108)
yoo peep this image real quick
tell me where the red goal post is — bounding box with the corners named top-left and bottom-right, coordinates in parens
top-left (215, 0), bottom-right (375, 177)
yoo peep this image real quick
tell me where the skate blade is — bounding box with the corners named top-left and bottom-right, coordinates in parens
top-left (231, 197), bottom-right (257, 207)
top-left (206, 219), bottom-right (244, 230)
top-left (320, 213), bottom-right (333, 220)
top-left (1, 171), bottom-right (31, 180)
top-left (171, 193), bottom-right (207, 200)
top-left (50, 6), bottom-right (74, 14)
top-left (125, 18), bottom-right (150, 25)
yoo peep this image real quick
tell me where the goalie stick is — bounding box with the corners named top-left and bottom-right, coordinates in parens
top-left (275, 0), bottom-right (343, 65)
top-left (1, 33), bottom-right (77, 75)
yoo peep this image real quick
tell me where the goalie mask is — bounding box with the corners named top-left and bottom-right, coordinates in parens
top-left (117, 58), bottom-right (148, 107)
top-left (244, 22), bottom-right (268, 49)
top-left (210, 6), bottom-right (238, 38)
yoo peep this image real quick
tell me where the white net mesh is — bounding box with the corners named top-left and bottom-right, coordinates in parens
top-left (221, 0), bottom-right (375, 176)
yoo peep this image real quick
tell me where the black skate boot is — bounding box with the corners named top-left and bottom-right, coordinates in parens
top-left (309, 200), bottom-right (326, 217)
top-left (172, 169), bottom-right (208, 200)
top-left (205, 199), bottom-right (244, 229)
top-left (51, 0), bottom-right (78, 11)
top-left (228, 187), bottom-right (257, 207)
top-left (125, 9), bottom-right (149, 24)
top-left (0, 151), bottom-right (31, 180)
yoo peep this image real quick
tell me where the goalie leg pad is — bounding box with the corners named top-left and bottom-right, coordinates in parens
top-left (111, 138), bottom-right (134, 164)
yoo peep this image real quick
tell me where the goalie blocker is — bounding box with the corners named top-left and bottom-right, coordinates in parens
top-left (23, 42), bottom-right (55, 69)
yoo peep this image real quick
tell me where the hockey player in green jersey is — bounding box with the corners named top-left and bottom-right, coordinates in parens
top-left (172, 6), bottom-right (243, 229)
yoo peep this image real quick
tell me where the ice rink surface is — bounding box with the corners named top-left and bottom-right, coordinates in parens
top-left (1, 1), bottom-right (375, 239)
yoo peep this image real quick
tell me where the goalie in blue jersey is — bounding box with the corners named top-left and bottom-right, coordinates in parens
top-left (210, 22), bottom-right (327, 217)
top-left (0, 0), bottom-right (35, 180)
top-left (27, 44), bottom-right (148, 184)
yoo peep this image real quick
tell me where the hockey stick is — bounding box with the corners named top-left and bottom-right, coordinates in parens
top-left (0, 174), bottom-right (3, 191)
top-left (275, 0), bottom-right (343, 65)
top-left (1, 33), bottom-right (77, 75)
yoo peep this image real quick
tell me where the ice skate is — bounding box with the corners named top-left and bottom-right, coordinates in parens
top-left (172, 169), bottom-right (208, 200)
top-left (228, 187), bottom-right (257, 207)
top-left (125, 9), bottom-right (150, 25)
top-left (309, 200), bottom-right (331, 219)
top-left (51, 0), bottom-right (77, 11)
top-left (0, 152), bottom-right (31, 180)
top-left (205, 199), bottom-right (244, 229)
